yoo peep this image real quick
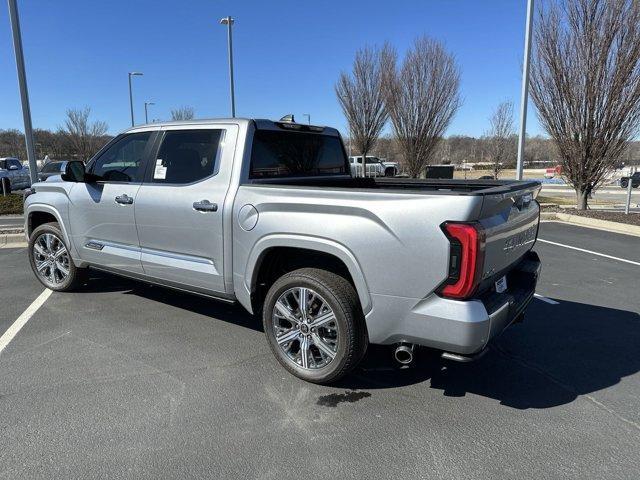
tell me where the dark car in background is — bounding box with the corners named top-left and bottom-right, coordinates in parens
top-left (620, 171), bottom-right (640, 189)
top-left (38, 161), bottom-right (68, 181)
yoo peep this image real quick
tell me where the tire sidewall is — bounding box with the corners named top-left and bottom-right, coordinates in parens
top-left (28, 223), bottom-right (78, 291)
top-left (263, 272), bottom-right (353, 383)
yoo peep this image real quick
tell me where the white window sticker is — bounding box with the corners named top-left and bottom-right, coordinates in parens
top-left (495, 275), bottom-right (508, 294)
top-left (154, 159), bottom-right (167, 180)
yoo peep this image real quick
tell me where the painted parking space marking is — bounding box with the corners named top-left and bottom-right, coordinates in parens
top-left (537, 238), bottom-right (640, 266)
top-left (0, 289), bottom-right (51, 356)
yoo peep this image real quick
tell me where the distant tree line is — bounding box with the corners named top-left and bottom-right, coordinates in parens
top-left (0, 107), bottom-right (112, 162)
top-left (0, 104), bottom-right (199, 162)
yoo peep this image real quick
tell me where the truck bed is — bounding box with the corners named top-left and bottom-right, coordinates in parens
top-left (248, 175), bottom-right (541, 196)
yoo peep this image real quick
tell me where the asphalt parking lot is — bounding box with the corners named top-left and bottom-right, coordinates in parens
top-left (1, 222), bottom-right (638, 479)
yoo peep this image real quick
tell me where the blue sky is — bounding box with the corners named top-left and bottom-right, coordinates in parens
top-left (0, 0), bottom-right (542, 137)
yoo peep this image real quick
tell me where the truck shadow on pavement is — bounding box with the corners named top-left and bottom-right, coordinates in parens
top-left (81, 272), bottom-right (639, 410)
top-left (346, 298), bottom-right (640, 410)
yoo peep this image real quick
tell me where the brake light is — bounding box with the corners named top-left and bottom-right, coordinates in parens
top-left (438, 222), bottom-right (485, 299)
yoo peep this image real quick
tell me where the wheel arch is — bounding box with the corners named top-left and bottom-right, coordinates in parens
top-left (239, 235), bottom-right (372, 316)
top-left (25, 205), bottom-right (79, 259)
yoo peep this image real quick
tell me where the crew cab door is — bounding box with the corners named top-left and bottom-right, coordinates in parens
top-left (134, 125), bottom-right (238, 294)
top-left (67, 131), bottom-right (156, 273)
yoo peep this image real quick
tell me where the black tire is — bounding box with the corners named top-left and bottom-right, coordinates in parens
top-left (28, 222), bottom-right (87, 291)
top-left (263, 268), bottom-right (367, 384)
top-left (621, 180), bottom-right (628, 188)
top-left (385, 168), bottom-right (395, 177)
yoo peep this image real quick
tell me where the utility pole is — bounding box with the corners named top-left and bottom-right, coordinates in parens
top-left (8, 0), bottom-right (38, 184)
top-left (128, 72), bottom-right (143, 126)
top-left (219, 16), bottom-right (236, 117)
top-left (303, 114), bottom-right (311, 125)
top-left (516, 0), bottom-right (534, 180)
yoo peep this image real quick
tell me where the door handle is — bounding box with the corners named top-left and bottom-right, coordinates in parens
top-left (115, 194), bottom-right (134, 205)
top-left (193, 200), bottom-right (218, 212)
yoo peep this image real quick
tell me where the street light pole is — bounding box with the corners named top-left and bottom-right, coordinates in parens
top-left (219, 16), bottom-right (236, 117)
top-left (303, 114), bottom-right (311, 125)
top-left (516, 0), bottom-right (534, 181)
top-left (128, 72), bottom-right (143, 126)
top-left (7, 0), bottom-right (38, 184)
top-left (144, 101), bottom-right (155, 124)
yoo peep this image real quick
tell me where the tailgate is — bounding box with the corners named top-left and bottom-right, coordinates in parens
top-left (477, 183), bottom-right (541, 289)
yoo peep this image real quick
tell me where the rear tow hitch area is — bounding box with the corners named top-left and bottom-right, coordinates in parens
top-left (441, 347), bottom-right (490, 363)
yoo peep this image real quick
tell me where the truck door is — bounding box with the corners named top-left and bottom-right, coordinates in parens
top-left (67, 131), bottom-right (156, 273)
top-left (134, 125), bottom-right (238, 294)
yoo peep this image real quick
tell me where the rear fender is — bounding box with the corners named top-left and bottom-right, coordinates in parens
top-left (239, 234), bottom-right (371, 315)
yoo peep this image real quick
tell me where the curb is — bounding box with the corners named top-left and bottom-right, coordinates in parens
top-left (541, 212), bottom-right (640, 237)
top-left (0, 233), bottom-right (27, 248)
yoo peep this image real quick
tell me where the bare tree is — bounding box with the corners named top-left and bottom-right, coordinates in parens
top-left (61, 107), bottom-right (108, 162)
top-left (171, 106), bottom-right (195, 121)
top-left (335, 44), bottom-right (391, 176)
top-left (530, 0), bottom-right (640, 209)
top-left (483, 101), bottom-right (516, 179)
top-left (383, 36), bottom-right (461, 178)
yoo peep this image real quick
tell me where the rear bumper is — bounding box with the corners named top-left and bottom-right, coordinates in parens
top-left (365, 251), bottom-right (541, 354)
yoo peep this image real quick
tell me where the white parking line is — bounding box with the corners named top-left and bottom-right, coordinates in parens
top-left (534, 293), bottom-right (560, 305)
top-left (0, 289), bottom-right (52, 356)
top-left (537, 238), bottom-right (640, 266)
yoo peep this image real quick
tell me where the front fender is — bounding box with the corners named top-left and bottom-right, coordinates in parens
top-left (238, 234), bottom-right (372, 315)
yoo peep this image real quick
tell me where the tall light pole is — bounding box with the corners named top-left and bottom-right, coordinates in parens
top-left (128, 72), bottom-right (143, 126)
top-left (516, 0), bottom-right (534, 180)
top-left (303, 114), bottom-right (311, 125)
top-left (144, 101), bottom-right (155, 124)
top-left (219, 16), bottom-right (236, 117)
top-left (8, 0), bottom-right (38, 184)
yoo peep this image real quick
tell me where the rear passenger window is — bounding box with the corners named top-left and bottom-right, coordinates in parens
top-left (152, 129), bottom-right (224, 184)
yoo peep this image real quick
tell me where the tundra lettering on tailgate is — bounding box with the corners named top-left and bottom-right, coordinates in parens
top-left (503, 225), bottom-right (537, 253)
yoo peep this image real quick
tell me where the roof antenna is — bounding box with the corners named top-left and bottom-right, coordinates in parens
top-left (279, 114), bottom-right (295, 123)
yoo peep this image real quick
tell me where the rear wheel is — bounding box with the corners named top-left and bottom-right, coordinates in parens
top-left (621, 179), bottom-right (629, 188)
top-left (263, 268), bottom-right (367, 384)
top-left (28, 222), bottom-right (87, 291)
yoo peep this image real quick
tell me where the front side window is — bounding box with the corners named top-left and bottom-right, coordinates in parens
top-left (8, 159), bottom-right (22, 169)
top-left (89, 132), bottom-right (151, 182)
top-left (152, 129), bottom-right (224, 184)
top-left (250, 130), bottom-right (348, 179)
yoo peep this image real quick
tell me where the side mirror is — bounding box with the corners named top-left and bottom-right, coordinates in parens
top-left (61, 161), bottom-right (87, 183)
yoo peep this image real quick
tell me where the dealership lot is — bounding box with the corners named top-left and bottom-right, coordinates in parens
top-left (0, 222), bottom-right (638, 479)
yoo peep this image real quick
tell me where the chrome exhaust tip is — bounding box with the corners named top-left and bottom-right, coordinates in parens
top-left (394, 343), bottom-right (415, 365)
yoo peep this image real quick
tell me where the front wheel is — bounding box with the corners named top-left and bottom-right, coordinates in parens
top-left (621, 180), bottom-right (629, 188)
top-left (28, 222), bottom-right (87, 291)
top-left (263, 268), bottom-right (367, 384)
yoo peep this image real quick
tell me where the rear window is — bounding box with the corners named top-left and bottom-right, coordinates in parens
top-left (249, 130), bottom-right (347, 179)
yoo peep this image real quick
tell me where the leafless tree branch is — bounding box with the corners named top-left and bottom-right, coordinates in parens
top-left (530, 0), bottom-right (640, 209)
top-left (383, 36), bottom-right (462, 178)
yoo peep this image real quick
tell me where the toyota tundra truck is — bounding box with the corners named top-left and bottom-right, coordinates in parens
top-left (24, 118), bottom-right (541, 384)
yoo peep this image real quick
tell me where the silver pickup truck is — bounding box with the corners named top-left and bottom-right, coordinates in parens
top-left (24, 118), bottom-right (541, 384)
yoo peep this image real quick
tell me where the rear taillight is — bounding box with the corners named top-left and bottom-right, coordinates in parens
top-left (438, 222), bottom-right (485, 299)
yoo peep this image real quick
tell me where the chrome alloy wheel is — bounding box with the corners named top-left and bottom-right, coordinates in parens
top-left (33, 233), bottom-right (71, 285)
top-left (272, 287), bottom-right (339, 370)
